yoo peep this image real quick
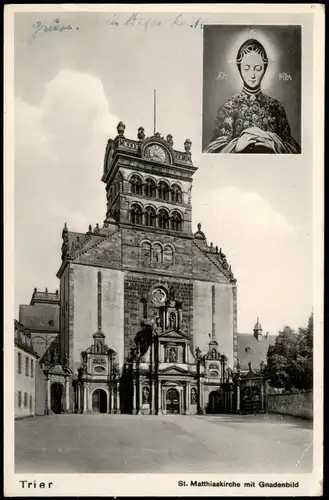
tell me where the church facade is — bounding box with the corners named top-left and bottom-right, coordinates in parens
top-left (55, 122), bottom-right (239, 415)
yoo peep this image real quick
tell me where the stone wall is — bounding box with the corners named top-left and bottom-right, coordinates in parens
top-left (267, 390), bottom-right (313, 419)
top-left (124, 273), bottom-right (193, 358)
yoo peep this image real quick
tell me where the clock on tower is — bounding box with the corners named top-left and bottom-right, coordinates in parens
top-left (145, 144), bottom-right (167, 163)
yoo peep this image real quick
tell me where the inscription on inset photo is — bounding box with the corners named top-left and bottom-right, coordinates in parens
top-left (202, 25), bottom-right (301, 154)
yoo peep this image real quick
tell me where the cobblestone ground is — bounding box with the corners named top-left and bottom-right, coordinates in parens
top-left (15, 413), bottom-right (313, 474)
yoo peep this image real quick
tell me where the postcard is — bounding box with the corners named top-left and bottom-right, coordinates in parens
top-left (4, 3), bottom-right (324, 497)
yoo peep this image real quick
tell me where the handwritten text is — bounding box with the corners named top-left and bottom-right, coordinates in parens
top-left (108, 12), bottom-right (204, 31)
top-left (28, 19), bottom-right (79, 44)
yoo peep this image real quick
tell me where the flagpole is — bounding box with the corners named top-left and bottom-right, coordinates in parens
top-left (153, 89), bottom-right (156, 135)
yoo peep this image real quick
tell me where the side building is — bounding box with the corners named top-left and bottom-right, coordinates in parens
top-left (14, 320), bottom-right (38, 418)
top-left (19, 288), bottom-right (60, 415)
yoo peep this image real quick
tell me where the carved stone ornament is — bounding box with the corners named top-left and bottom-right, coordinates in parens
top-left (151, 287), bottom-right (167, 306)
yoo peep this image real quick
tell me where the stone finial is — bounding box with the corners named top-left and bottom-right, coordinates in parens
top-left (117, 121), bottom-right (126, 137)
top-left (34, 287), bottom-right (37, 293)
top-left (248, 361), bottom-right (252, 371)
top-left (137, 126), bottom-right (145, 141)
top-left (210, 242), bottom-right (214, 251)
top-left (94, 223), bottom-right (100, 234)
top-left (215, 246), bottom-right (219, 254)
top-left (166, 134), bottom-right (174, 147)
top-left (62, 222), bottom-right (68, 239)
top-left (194, 222), bottom-right (206, 241)
top-left (45, 287), bottom-right (48, 293)
top-left (88, 224), bottom-right (92, 232)
top-left (184, 138), bottom-right (192, 152)
top-left (56, 289), bottom-right (59, 296)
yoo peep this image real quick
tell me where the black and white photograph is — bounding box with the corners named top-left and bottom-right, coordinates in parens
top-left (202, 25), bottom-right (302, 154)
top-left (4, 4), bottom-right (323, 498)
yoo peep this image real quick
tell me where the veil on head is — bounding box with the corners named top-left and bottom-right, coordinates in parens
top-left (236, 39), bottom-right (269, 72)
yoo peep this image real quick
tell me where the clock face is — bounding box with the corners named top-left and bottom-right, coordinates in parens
top-left (147, 144), bottom-right (166, 163)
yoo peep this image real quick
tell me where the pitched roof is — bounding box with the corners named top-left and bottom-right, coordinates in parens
top-left (14, 320), bottom-right (38, 357)
top-left (237, 333), bottom-right (277, 371)
top-left (19, 303), bottom-right (60, 332)
top-left (30, 289), bottom-right (59, 305)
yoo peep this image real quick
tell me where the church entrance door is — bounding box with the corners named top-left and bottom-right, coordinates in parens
top-left (208, 390), bottom-right (222, 414)
top-left (51, 382), bottom-right (63, 414)
top-left (166, 388), bottom-right (180, 414)
top-left (92, 389), bottom-right (107, 413)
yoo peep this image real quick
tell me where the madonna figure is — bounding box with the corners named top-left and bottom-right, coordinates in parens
top-left (204, 39), bottom-right (301, 154)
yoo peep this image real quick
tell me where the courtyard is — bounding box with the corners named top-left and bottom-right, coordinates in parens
top-left (15, 413), bottom-right (313, 474)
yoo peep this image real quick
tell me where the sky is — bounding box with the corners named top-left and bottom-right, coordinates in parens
top-left (13, 10), bottom-right (313, 335)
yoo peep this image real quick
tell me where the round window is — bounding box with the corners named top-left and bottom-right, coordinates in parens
top-left (94, 365), bottom-right (106, 374)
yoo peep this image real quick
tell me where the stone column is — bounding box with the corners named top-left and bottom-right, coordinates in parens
top-left (236, 383), bottom-right (241, 413)
top-left (150, 380), bottom-right (155, 414)
top-left (116, 383), bottom-right (120, 413)
top-left (229, 384), bottom-right (233, 413)
top-left (83, 385), bottom-right (87, 413)
top-left (132, 379), bottom-right (137, 415)
top-left (185, 383), bottom-right (189, 414)
top-left (158, 381), bottom-right (162, 414)
top-left (77, 384), bottom-right (81, 413)
top-left (47, 378), bottom-right (51, 415)
top-left (108, 387), bottom-right (112, 413)
top-left (87, 385), bottom-right (90, 413)
top-left (180, 387), bottom-right (184, 414)
top-left (65, 377), bottom-right (70, 412)
top-left (139, 383), bottom-right (142, 414)
top-left (106, 388), bottom-right (110, 413)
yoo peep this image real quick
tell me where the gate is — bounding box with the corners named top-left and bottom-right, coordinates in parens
top-left (92, 389), bottom-right (107, 413)
top-left (166, 388), bottom-right (180, 414)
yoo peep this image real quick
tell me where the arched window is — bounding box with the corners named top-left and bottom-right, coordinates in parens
top-left (171, 211), bottom-right (183, 231)
top-left (152, 244), bottom-right (162, 264)
top-left (163, 244), bottom-right (174, 265)
top-left (141, 241), bottom-right (152, 263)
top-left (158, 181), bottom-right (170, 201)
top-left (144, 178), bottom-right (157, 198)
top-left (139, 299), bottom-right (148, 320)
top-left (158, 209), bottom-right (169, 230)
top-left (171, 184), bottom-right (182, 203)
top-left (130, 175), bottom-right (143, 195)
top-left (130, 203), bottom-right (143, 225)
top-left (145, 206), bottom-right (156, 227)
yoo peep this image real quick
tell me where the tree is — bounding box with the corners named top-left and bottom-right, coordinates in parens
top-left (266, 314), bottom-right (313, 391)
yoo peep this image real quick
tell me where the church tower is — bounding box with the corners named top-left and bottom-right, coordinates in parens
top-left (57, 121), bottom-right (237, 415)
top-left (102, 122), bottom-right (195, 235)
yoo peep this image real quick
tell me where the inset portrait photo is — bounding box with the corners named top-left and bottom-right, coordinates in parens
top-left (202, 25), bottom-right (301, 154)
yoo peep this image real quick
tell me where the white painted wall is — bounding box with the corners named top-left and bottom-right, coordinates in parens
top-left (72, 264), bottom-right (124, 371)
